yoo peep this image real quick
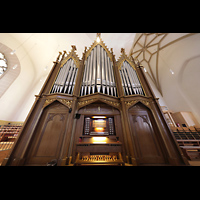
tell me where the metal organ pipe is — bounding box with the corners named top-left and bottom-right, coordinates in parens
top-left (119, 60), bottom-right (144, 96)
top-left (51, 58), bottom-right (78, 95)
top-left (80, 44), bottom-right (118, 97)
top-left (101, 46), bottom-right (106, 94)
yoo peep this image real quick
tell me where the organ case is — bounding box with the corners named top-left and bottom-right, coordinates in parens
top-left (3, 34), bottom-right (189, 166)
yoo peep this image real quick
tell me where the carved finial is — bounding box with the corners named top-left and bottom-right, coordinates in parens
top-left (71, 45), bottom-right (77, 51)
top-left (61, 50), bottom-right (67, 61)
top-left (121, 48), bottom-right (125, 54)
top-left (56, 52), bottom-right (62, 62)
top-left (97, 33), bottom-right (101, 38)
top-left (96, 33), bottom-right (101, 43)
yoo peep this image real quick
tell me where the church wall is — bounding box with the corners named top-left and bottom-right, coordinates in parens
top-left (0, 34), bottom-right (36, 122)
top-left (160, 34), bottom-right (200, 124)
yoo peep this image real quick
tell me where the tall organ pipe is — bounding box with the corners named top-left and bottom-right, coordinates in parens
top-left (80, 44), bottom-right (118, 97)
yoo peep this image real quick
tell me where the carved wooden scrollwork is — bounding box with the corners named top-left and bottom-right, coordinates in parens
top-left (125, 100), bottom-right (151, 110)
top-left (43, 98), bottom-right (73, 109)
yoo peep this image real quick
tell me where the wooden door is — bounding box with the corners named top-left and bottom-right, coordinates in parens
top-left (25, 101), bottom-right (69, 165)
top-left (129, 103), bottom-right (167, 165)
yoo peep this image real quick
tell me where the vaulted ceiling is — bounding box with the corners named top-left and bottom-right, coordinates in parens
top-left (129, 33), bottom-right (200, 123)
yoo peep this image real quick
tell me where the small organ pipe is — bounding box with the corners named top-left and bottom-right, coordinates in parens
top-left (123, 63), bottom-right (132, 95)
top-left (125, 61), bottom-right (136, 94)
top-left (61, 59), bottom-right (73, 93)
top-left (119, 60), bottom-right (144, 96)
top-left (68, 63), bottom-right (76, 94)
top-left (119, 70), bottom-right (126, 94)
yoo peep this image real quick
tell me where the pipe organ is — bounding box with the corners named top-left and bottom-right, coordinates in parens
top-left (3, 33), bottom-right (189, 166)
top-left (80, 44), bottom-right (117, 97)
top-left (51, 58), bottom-right (78, 95)
top-left (119, 60), bottom-right (144, 96)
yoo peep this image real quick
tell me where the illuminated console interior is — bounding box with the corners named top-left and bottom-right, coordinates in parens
top-left (84, 116), bottom-right (114, 136)
top-left (75, 115), bottom-right (124, 165)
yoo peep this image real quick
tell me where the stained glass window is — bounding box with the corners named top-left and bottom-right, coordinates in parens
top-left (0, 53), bottom-right (7, 77)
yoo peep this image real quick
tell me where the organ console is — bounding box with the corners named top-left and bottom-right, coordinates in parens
top-left (74, 115), bottom-right (124, 166)
top-left (83, 116), bottom-right (115, 135)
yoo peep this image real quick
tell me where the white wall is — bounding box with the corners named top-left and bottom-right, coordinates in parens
top-left (0, 34), bottom-right (36, 121)
top-left (158, 34), bottom-right (200, 123)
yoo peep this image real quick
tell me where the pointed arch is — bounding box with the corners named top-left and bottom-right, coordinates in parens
top-left (43, 98), bottom-right (72, 110)
top-left (117, 52), bottom-right (145, 96)
top-left (77, 97), bottom-right (121, 111)
top-left (125, 99), bottom-right (151, 110)
top-left (80, 41), bottom-right (118, 97)
top-left (50, 55), bottom-right (79, 95)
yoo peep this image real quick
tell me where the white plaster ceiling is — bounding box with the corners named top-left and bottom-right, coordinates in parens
top-left (7, 33), bottom-right (136, 81)
top-left (0, 33), bottom-right (136, 121)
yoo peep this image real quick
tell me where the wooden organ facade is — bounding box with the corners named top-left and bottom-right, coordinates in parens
top-left (2, 34), bottom-right (189, 166)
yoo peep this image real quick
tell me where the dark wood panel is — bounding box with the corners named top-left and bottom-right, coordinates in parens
top-left (129, 103), bottom-right (167, 165)
top-left (25, 101), bottom-right (69, 165)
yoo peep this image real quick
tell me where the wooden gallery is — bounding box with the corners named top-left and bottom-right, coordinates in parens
top-left (2, 34), bottom-right (189, 166)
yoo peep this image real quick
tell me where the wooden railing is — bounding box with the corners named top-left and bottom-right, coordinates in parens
top-left (0, 125), bottom-right (22, 151)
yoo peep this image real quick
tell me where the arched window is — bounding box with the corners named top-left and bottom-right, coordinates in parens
top-left (0, 43), bottom-right (21, 97)
top-left (0, 52), bottom-right (8, 77)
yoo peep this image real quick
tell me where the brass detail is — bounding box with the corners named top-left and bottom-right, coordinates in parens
top-left (43, 98), bottom-right (73, 109)
top-left (77, 99), bottom-right (96, 109)
top-left (125, 100), bottom-right (150, 109)
top-left (57, 99), bottom-right (73, 109)
top-left (60, 45), bottom-right (80, 69)
top-left (43, 98), bottom-right (57, 108)
top-left (117, 48), bottom-right (136, 71)
top-left (102, 99), bottom-right (120, 108)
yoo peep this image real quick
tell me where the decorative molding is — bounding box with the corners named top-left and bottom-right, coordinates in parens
top-left (43, 98), bottom-right (73, 109)
top-left (125, 99), bottom-right (151, 109)
top-left (58, 99), bottom-right (73, 108)
top-left (77, 97), bottom-right (121, 110)
top-left (101, 99), bottom-right (120, 109)
top-left (84, 34), bottom-right (114, 62)
top-left (116, 48), bottom-right (136, 71)
top-left (60, 45), bottom-right (80, 69)
top-left (77, 99), bottom-right (96, 109)
top-left (43, 98), bottom-right (56, 108)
